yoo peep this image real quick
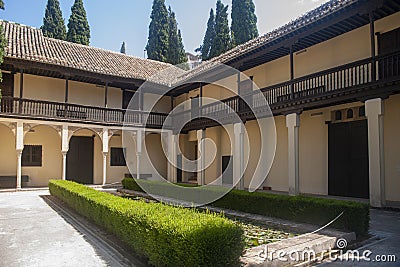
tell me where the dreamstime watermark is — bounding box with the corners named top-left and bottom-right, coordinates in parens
top-left (122, 62), bottom-right (277, 206)
top-left (257, 238), bottom-right (397, 263)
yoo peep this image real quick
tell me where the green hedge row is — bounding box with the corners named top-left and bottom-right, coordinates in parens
top-left (49, 180), bottom-right (244, 267)
top-left (122, 178), bottom-right (370, 236)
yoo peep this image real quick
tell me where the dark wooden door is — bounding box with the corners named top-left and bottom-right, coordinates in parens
top-left (328, 120), bottom-right (369, 199)
top-left (67, 136), bottom-right (94, 184)
top-left (222, 156), bottom-right (233, 185)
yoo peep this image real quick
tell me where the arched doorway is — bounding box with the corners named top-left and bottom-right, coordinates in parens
top-left (23, 125), bottom-right (62, 187)
top-left (0, 123), bottom-right (17, 189)
top-left (68, 129), bottom-right (102, 185)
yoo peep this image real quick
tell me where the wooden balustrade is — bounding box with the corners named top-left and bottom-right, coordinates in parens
top-left (0, 51), bottom-right (399, 131)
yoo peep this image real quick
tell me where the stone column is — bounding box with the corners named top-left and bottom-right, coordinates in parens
top-left (16, 122), bottom-right (24, 190)
top-left (234, 123), bottom-right (245, 190)
top-left (102, 129), bottom-right (109, 186)
top-left (62, 152), bottom-right (68, 181)
top-left (197, 129), bottom-right (206, 186)
top-left (366, 98), bottom-right (385, 207)
top-left (286, 113), bottom-right (300, 196)
top-left (61, 125), bottom-right (69, 181)
top-left (136, 130), bottom-right (143, 179)
top-left (167, 133), bottom-right (178, 183)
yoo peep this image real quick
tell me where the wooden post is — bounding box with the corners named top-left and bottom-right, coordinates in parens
top-left (18, 70), bottom-right (24, 114)
top-left (290, 45), bottom-right (294, 99)
top-left (104, 82), bottom-right (109, 122)
top-left (104, 82), bottom-right (109, 108)
top-left (64, 77), bottom-right (69, 118)
top-left (369, 12), bottom-right (376, 81)
top-left (199, 82), bottom-right (203, 116)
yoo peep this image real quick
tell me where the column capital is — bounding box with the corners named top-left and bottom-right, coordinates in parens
top-left (366, 98), bottom-right (384, 117)
top-left (286, 113), bottom-right (300, 128)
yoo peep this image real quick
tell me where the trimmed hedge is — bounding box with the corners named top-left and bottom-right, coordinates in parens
top-left (49, 180), bottom-right (244, 267)
top-left (122, 178), bottom-right (370, 236)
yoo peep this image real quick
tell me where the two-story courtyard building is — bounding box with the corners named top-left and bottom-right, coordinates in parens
top-left (1, 0), bottom-right (399, 208)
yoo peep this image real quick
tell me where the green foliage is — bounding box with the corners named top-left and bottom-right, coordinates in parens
top-left (67, 0), bottom-right (90, 45)
top-left (214, 190), bottom-right (370, 236)
top-left (231, 0), bottom-right (258, 46)
top-left (122, 178), bottom-right (370, 236)
top-left (200, 9), bottom-right (216, 61)
top-left (167, 7), bottom-right (187, 66)
top-left (146, 0), bottom-right (169, 62)
top-left (41, 0), bottom-right (67, 40)
top-left (120, 41), bottom-right (126, 54)
top-left (0, 0), bottom-right (4, 10)
top-left (49, 180), bottom-right (244, 267)
top-left (210, 0), bottom-right (232, 58)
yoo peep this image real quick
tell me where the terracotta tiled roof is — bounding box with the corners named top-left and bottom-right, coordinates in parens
top-left (0, 20), bottom-right (179, 83)
top-left (0, 0), bottom-right (360, 87)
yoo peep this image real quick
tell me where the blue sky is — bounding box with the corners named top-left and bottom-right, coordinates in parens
top-left (0, 0), bottom-right (327, 58)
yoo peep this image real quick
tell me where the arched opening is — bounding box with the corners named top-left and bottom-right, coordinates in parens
top-left (144, 133), bottom-right (167, 180)
top-left (347, 109), bottom-right (354, 119)
top-left (0, 124), bottom-right (17, 189)
top-left (23, 125), bottom-right (62, 187)
top-left (335, 110), bottom-right (342, 121)
top-left (107, 130), bottom-right (129, 184)
top-left (68, 128), bottom-right (102, 185)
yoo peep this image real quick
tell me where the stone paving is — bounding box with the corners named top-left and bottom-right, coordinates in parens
top-left (318, 209), bottom-right (400, 267)
top-left (0, 190), bottom-right (147, 267)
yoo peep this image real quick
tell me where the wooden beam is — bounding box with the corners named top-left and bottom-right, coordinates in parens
top-left (65, 77), bottom-right (69, 103)
top-left (370, 12), bottom-right (376, 81)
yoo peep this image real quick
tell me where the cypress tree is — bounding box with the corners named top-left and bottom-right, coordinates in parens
top-left (200, 9), bottom-right (216, 61)
top-left (0, 1), bottom-right (4, 10)
top-left (210, 0), bottom-right (232, 58)
top-left (120, 42), bottom-right (126, 54)
top-left (67, 0), bottom-right (90, 45)
top-left (167, 7), bottom-right (187, 66)
top-left (146, 0), bottom-right (169, 62)
top-left (41, 0), bottom-right (67, 40)
top-left (231, 0), bottom-right (258, 46)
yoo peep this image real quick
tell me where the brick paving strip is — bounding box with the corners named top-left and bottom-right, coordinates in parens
top-left (117, 188), bottom-right (356, 267)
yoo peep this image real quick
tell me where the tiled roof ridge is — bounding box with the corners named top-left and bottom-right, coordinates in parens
top-left (0, 19), bottom-right (173, 68)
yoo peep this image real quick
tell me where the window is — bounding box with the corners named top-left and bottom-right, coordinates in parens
top-left (359, 106), bottom-right (366, 117)
top-left (22, 145), bottom-right (42, 167)
top-left (111, 148), bottom-right (126, 166)
top-left (347, 109), bottom-right (354, 119)
top-left (335, 110), bottom-right (342, 121)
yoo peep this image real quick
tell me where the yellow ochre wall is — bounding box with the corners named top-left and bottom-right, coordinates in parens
top-left (0, 124), bottom-right (17, 176)
top-left (13, 74), bottom-right (122, 109)
top-left (22, 125), bottom-right (62, 187)
top-left (383, 94), bottom-right (400, 202)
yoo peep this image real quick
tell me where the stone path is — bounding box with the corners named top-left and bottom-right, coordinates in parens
top-left (0, 190), bottom-right (147, 267)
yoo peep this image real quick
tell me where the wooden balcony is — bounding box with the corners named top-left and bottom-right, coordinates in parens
top-left (0, 97), bottom-right (169, 129)
top-left (1, 51), bottom-right (399, 132)
top-left (180, 50), bottom-right (400, 132)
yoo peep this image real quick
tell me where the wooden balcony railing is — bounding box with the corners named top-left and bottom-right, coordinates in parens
top-left (0, 97), bottom-right (169, 128)
top-left (180, 50), bottom-right (400, 131)
top-left (1, 51), bottom-right (399, 131)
